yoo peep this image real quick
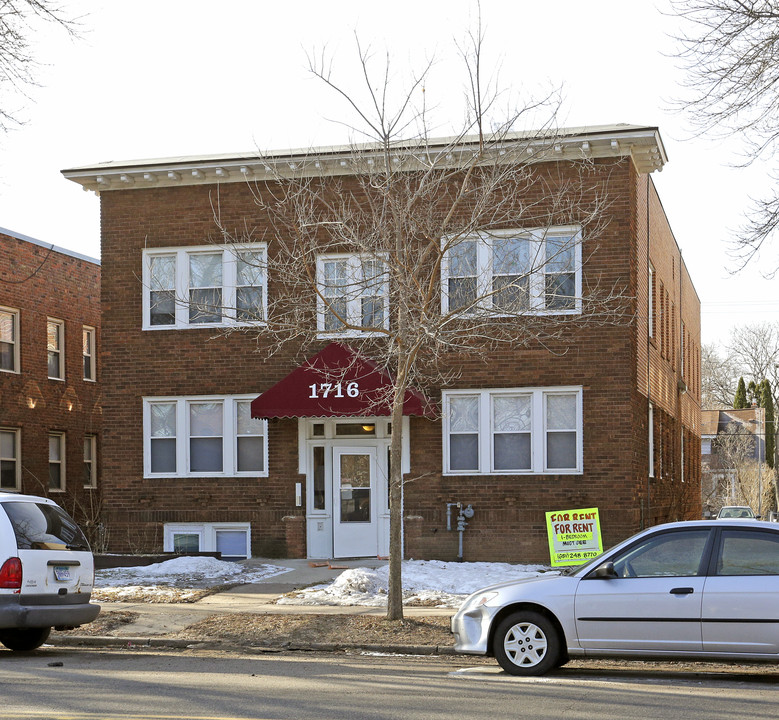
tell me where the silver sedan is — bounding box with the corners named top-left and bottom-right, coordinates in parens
top-left (451, 519), bottom-right (779, 675)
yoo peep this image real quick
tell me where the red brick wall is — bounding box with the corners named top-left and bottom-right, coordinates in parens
top-left (95, 157), bottom-right (700, 562)
top-left (632, 175), bottom-right (702, 527)
top-left (0, 230), bottom-right (102, 541)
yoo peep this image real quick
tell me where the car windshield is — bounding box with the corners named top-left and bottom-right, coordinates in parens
top-left (719, 507), bottom-right (754, 518)
top-left (1, 502), bottom-right (90, 551)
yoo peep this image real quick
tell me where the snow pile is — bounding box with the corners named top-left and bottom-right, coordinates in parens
top-left (96, 556), bottom-right (292, 592)
top-left (277, 559), bottom-right (553, 608)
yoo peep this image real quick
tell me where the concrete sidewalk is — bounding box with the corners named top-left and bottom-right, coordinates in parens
top-left (48, 558), bottom-right (456, 647)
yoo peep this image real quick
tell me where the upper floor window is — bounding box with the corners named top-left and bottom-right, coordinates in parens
top-left (442, 387), bottom-right (582, 475)
top-left (47, 318), bottom-right (64, 380)
top-left (648, 263), bottom-right (655, 338)
top-left (317, 254), bottom-right (389, 335)
top-left (143, 395), bottom-right (268, 478)
top-left (441, 227), bottom-right (582, 316)
top-left (0, 307), bottom-right (19, 374)
top-left (142, 245), bottom-right (266, 330)
top-left (1, 428), bottom-right (20, 491)
top-left (83, 326), bottom-right (96, 381)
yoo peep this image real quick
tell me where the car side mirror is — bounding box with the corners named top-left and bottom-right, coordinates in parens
top-left (593, 561), bottom-right (618, 579)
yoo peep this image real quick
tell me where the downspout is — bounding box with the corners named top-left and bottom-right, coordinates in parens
top-left (645, 177), bottom-right (652, 529)
top-left (679, 247), bottom-right (684, 492)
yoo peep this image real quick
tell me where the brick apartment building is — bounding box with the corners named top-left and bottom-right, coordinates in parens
top-left (62, 124), bottom-right (701, 563)
top-left (1, 227), bottom-right (102, 541)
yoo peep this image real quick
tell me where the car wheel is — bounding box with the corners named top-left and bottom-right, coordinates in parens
top-left (493, 611), bottom-right (561, 676)
top-left (0, 627), bottom-right (52, 652)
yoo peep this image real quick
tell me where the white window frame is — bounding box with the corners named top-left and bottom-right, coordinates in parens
top-left (47, 318), bottom-right (65, 380)
top-left (0, 306), bottom-right (20, 374)
top-left (441, 226), bottom-right (583, 316)
top-left (143, 395), bottom-right (268, 478)
top-left (316, 253), bottom-right (389, 336)
top-left (49, 431), bottom-right (66, 492)
top-left (442, 387), bottom-right (583, 475)
top-left (84, 434), bottom-right (97, 489)
top-left (1, 428), bottom-right (21, 491)
top-left (141, 244), bottom-right (267, 330)
top-left (163, 522), bottom-right (251, 559)
top-left (83, 326), bottom-right (96, 381)
top-left (648, 263), bottom-right (655, 338)
top-left (648, 402), bottom-right (655, 478)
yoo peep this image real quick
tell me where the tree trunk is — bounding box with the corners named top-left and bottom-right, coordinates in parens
top-left (386, 365), bottom-right (408, 621)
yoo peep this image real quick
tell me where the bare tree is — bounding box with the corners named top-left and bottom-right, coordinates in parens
top-left (714, 422), bottom-right (773, 513)
top-left (670, 1), bottom-right (779, 271)
top-left (701, 342), bottom-right (740, 409)
top-left (725, 321), bottom-right (779, 408)
top-left (0, 0), bottom-right (75, 132)
top-left (199, 32), bottom-right (634, 620)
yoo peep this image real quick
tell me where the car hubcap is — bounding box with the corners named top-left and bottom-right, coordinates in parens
top-left (504, 622), bottom-right (548, 666)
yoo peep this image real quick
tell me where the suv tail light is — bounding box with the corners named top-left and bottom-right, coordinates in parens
top-left (0, 557), bottom-right (22, 589)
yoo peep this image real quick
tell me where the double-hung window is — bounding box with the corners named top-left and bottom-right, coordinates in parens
top-left (1, 428), bottom-right (20, 491)
top-left (0, 307), bottom-right (20, 373)
top-left (49, 432), bottom-right (65, 491)
top-left (443, 387), bottom-right (582, 474)
top-left (143, 244), bottom-right (267, 329)
top-left (84, 435), bottom-right (97, 488)
top-left (47, 318), bottom-right (64, 380)
top-left (317, 254), bottom-right (389, 335)
top-left (144, 396), bottom-right (268, 477)
top-left (442, 227), bottom-right (581, 315)
top-left (83, 326), bottom-right (96, 381)
top-left (188, 253), bottom-right (223, 324)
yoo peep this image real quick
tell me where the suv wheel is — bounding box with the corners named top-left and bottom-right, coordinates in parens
top-left (0, 627), bottom-right (52, 652)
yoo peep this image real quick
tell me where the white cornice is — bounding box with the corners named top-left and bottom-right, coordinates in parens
top-left (62, 124), bottom-right (668, 195)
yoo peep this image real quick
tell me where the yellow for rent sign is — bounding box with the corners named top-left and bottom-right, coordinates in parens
top-left (545, 507), bottom-right (603, 566)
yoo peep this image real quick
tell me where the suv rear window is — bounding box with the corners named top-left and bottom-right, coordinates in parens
top-left (1, 502), bottom-right (90, 551)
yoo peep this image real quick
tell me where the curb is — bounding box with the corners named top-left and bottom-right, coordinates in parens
top-left (47, 634), bottom-right (457, 656)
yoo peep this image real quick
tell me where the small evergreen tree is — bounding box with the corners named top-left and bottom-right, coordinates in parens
top-left (734, 377), bottom-right (748, 409)
top-left (762, 379), bottom-right (775, 470)
top-left (748, 380), bottom-right (760, 407)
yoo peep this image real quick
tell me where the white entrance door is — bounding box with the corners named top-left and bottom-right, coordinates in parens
top-left (332, 446), bottom-right (378, 558)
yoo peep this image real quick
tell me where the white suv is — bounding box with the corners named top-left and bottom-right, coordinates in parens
top-left (0, 492), bottom-right (100, 651)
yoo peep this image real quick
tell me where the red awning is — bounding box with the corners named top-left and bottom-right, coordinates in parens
top-left (251, 343), bottom-right (436, 419)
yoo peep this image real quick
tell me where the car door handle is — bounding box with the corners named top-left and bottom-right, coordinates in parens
top-left (670, 587), bottom-right (694, 595)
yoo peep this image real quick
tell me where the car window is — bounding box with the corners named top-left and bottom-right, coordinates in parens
top-left (715, 529), bottom-right (779, 576)
top-left (611, 530), bottom-right (710, 578)
top-left (1, 501), bottom-right (90, 551)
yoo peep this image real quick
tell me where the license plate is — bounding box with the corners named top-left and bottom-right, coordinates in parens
top-left (53, 566), bottom-right (71, 582)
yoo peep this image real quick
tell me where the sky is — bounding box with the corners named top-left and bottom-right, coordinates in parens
top-left (1, 0), bottom-right (777, 348)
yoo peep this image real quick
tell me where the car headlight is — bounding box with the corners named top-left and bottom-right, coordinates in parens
top-left (464, 590), bottom-right (499, 610)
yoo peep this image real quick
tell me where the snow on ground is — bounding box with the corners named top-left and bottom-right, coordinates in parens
top-left (94, 557), bottom-right (293, 602)
top-left (95, 556), bottom-right (554, 607)
top-left (276, 560), bottom-right (554, 608)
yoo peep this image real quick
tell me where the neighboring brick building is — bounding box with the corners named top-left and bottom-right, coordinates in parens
top-left (0, 227), bottom-right (102, 543)
top-left (700, 408), bottom-right (765, 517)
top-left (62, 124), bottom-right (701, 563)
